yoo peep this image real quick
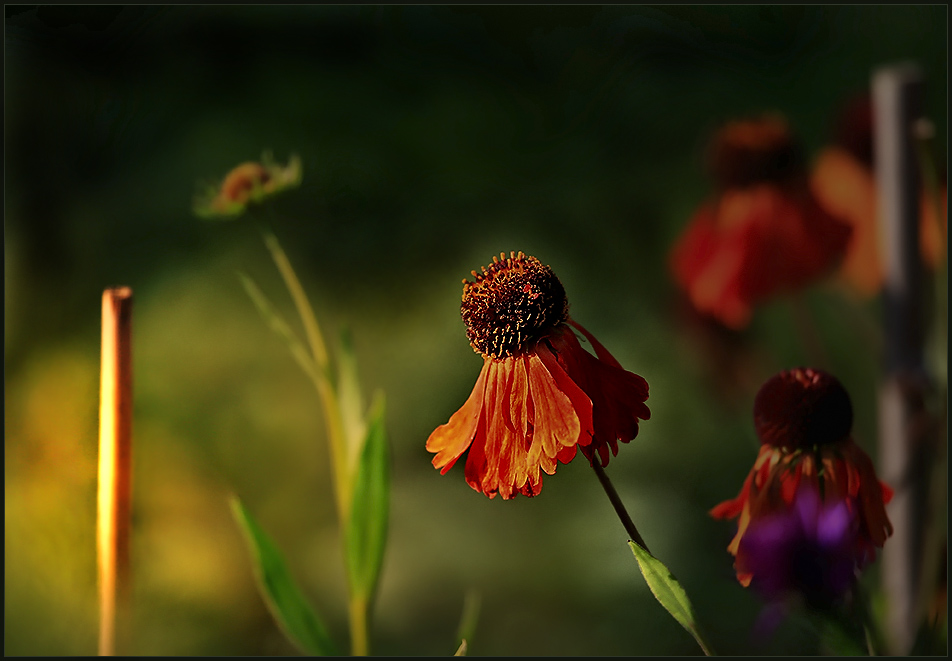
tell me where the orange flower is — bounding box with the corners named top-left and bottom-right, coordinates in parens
top-left (426, 251), bottom-right (650, 499)
top-left (194, 152), bottom-right (302, 219)
top-left (670, 115), bottom-right (853, 330)
top-left (811, 94), bottom-right (947, 297)
top-left (711, 367), bottom-right (893, 587)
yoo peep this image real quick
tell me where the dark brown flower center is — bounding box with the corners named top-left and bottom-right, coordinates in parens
top-left (708, 115), bottom-right (805, 189)
top-left (753, 367), bottom-right (853, 450)
top-left (461, 251), bottom-right (568, 358)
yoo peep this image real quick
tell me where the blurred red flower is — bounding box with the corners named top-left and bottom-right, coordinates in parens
top-left (710, 367), bottom-right (893, 587)
top-left (811, 94), bottom-right (947, 297)
top-left (670, 115), bottom-right (853, 329)
top-left (426, 251), bottom-right (650, 499)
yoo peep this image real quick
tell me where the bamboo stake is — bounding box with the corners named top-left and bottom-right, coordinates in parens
top-left (872, 63), bottom-right (929, 656)
top-left (97, 287), bottom-right (134, 656)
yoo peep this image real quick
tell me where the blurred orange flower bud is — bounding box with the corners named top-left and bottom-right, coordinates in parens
top-left (194, 152), bottom-right (302, 219)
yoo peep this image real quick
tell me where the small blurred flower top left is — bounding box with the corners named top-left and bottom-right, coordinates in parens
top-left (194, 153), bottom-right (302, 219)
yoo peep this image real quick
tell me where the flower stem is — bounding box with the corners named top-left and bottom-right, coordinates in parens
top-left (256, 224), bottom-right (369, 657)
top-left (259, 227), bottom-right (351, 522)
top-left (592, 456), bottom-right (650, 554)
top-left (348, 594), bottom-right (369, 656)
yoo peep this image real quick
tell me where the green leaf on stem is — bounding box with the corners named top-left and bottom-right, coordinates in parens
top-left (230, 497), bottom-right (339, 656)
top-left (628, 541), bottom-right (716, 656)
top-left (345, 393), bottom-right (390, 602)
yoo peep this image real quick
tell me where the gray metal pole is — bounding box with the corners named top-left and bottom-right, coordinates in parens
top-left (873, 62), bottom-right (929, 656)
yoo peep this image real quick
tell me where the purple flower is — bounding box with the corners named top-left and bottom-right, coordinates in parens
top-left (737, 486), bottom-right (858, 610)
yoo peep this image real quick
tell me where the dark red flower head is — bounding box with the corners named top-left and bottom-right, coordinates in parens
top-left (711, 367), bottom-right (892, 588)
top-left (753, 367), bottom-right (853, 450)
top-left (426, 252), bottom-right (650, 499)
top-left (461, 253), bottom-right (568, 358)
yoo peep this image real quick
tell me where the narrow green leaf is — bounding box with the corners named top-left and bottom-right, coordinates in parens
top-left (628, 541), bottom-right (716, 656)
top-left (345, 393), bottom-right (390, 602)
top-left (336, 326), bottom-right (367, 474)
top-left (237, 272), bottom-right (321, 385)
top-left (230, 497), bottom-right (339, 656)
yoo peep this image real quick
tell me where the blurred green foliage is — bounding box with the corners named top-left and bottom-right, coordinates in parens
top-left (4, 5), bottom-right (947, 656)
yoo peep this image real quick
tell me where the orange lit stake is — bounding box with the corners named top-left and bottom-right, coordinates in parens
top-left (97, 287), bottom-right (134, 656)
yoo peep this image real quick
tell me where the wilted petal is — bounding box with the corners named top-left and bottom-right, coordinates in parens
top-left (426, 358), bottom-right (490, 474)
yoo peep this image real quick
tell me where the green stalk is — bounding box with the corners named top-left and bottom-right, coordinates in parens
top-left (348, 595), bottom-right (369, 657)
top-left (262, 230), bottom-right (352, 522)
top-left (260, 227), bottom-right (369, 656)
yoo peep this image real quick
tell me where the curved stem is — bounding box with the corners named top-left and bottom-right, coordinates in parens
top-left (591, 456), bottom-right (650, 554)
top-left (263, 230), bottom-right (330, 372)
top-left (261, 226), bottom-right (369, 657)
top-left (259, 226), bottom-right (351, 521)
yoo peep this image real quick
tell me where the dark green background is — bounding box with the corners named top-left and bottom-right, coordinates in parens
top-left (4, 5), bottom-right (947, 656)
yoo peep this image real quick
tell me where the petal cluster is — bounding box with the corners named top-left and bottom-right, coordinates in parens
top-left (426, 254), bottom-right (650, 499)
top-left (711, 368), bottom-right (892, 588)
top-left (670, 116), bottom-right (852, 329)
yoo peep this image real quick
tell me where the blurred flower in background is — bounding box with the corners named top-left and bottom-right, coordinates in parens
top-left (710, 367), bottom-right (893, 588)
top-left (426, 251), bottom-right (650, 499)
top-left (669, 115), bottom-right (853, 330)
top-left (193, 153), bottom-right (302, 219)
top-left (811, 95), bottom-right (948, 298)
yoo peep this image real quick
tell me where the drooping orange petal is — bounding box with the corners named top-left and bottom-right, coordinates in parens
top-left (454, 356), bottom-right (545, 499)
top-left (476, 359), bottom-right (529, 499)
top-left (463, 405), bottom-right (489, 497)
top-left (846, 442), bottom-right (893, 548)
top-left (526, 350), bottom-right (585, 471)
top-left (710, 469), bottom-right (754, 521)
top-left (548, 324), bottom-right (649, 466)
top-left (508, 354), bottom-right (531, 491)
top-left (479, 360), bottom-right (509, 497)
top-left (426, 358), bottom-right (490, 474)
